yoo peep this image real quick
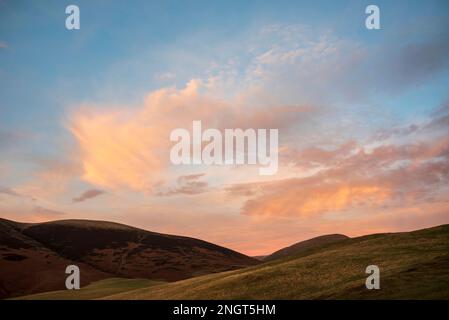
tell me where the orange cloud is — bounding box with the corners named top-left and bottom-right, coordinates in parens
top-left (230, 132), bottom-right (449, 217)
top-left (69, 110), bottom-right (167, 191)
top-left (240, 180), bottom-right (392, 217)
top-left (68, 80), bottom-right (309, 191)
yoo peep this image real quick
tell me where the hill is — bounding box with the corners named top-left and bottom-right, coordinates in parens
top-left (264, 234), bottom-right (349, 261)
top-left (0, 218), bottom-right (110, 298)
top-left (97, 224), bottom-right (449, 300)
top-left (0, 218), bottom-right (259, 298)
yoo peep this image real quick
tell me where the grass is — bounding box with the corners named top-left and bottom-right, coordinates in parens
top-left (15, 278), bottom-right (164, 300)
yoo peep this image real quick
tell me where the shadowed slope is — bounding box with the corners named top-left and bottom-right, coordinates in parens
top-left (0, 218), bottom-right (109, 299)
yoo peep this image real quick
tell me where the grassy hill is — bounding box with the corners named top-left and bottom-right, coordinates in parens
top-left (95, 224), bottom-right (449, 300)
top-left (263, 234), bottom-right (349, 261)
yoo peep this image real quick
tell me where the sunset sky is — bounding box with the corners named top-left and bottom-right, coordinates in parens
top-left (1, 0), bottom-right (449, 255)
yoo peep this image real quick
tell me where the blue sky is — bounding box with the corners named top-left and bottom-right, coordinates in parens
top-left (1, 0), bottom-right (448, 125)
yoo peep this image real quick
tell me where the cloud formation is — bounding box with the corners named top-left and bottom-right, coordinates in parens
top-left (69, 80), bottom-right (309, 191)
top-left (228, 110), bottom-right (449, 217)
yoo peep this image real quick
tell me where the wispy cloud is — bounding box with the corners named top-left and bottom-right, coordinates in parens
top-left (156, 173), bottom-right (209, 196)
top-left (73, 189), bottom-right (105, 203)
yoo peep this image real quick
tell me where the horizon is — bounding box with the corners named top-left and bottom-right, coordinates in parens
top-left (1, 0), bottom-right (449, 256)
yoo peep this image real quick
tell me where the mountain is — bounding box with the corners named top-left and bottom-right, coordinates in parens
top-left (0, 218), bottom-right (259, 299)
top-left (90, 224), bottom-right (448, 300)
top-left (264, 234), bottom-right (349, 261)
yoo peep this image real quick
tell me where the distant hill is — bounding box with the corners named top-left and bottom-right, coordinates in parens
top-left (0, 218), bottom-right (259, 299)
top-left (91, 224), bottom-right (449, 300)
top-left (264, 234), bottom-right (349, 261)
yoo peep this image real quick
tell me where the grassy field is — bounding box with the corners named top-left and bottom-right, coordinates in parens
top-left (15, 278), bottom-right (164, 300)
top-left (16, 224), bottom-right (449, 300)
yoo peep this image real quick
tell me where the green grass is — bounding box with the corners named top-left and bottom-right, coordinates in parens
top-left (101, 224), bottom-right (449, 300)
top-left (15, 278), bottom-right (164, 300)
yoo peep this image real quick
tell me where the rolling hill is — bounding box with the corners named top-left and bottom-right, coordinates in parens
top-left (0, 218), bottom-right (259, 299)
top-left (93, 224), bottom-right (448, 300)
top-left (264, 234), bottom-right (349, 261)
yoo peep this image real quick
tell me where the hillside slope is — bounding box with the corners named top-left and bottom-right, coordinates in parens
top-left (264, 234), bottom-right (349, 261)
top-left (0, 219), bottom-right (110, 299)
top-left (0, 218), bottom-right (259, 298)
top-left (101, 224), bottom-right (449, 300)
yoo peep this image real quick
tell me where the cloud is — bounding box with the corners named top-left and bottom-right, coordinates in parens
top-left (228, 112), bottom-right (449, 217)
top-left (68, 108), bottom-right (168, 191)
top-left (73, 189), bottom-right (105, 203)
top-left (66, 24), bottom-right (449, 194)
top-left (0, 41), bottom-right (7, 49)
top-left (226, 24), bottom-right (449, 106)
top-left (68, 80), bottom-right (309, 191)
top-left (230, 176), bottom-right (392, 218)
top-left (177, 173), bottom-right (205, 182)
top-left (0, 186), bottom-right (21, 197)
top-left (156, 173), bottom-right (210, 196)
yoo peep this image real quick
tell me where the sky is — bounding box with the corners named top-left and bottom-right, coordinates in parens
top-left (1, 0), bottom-right (449, 255)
